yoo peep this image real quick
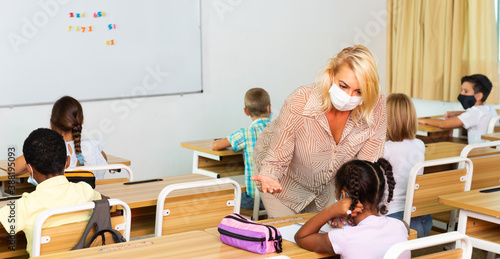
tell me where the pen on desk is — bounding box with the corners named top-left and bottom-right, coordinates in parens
top-left (214, 138), bottom-right (221, 141)
top-left (123, 178), bottom-right (163, 185)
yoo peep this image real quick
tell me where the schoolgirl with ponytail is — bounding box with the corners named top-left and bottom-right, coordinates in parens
top-left (50, 96), bottom-right (108, 178)
top-left (13, 96), bottom-right (108, 180)
top-left (295, 158), bottom-right (410, 259)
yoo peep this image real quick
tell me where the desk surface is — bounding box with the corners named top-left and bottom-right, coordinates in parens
top-left (95, 174), bottom-right (244, 209)
top-left (181, 139), bottom-right (242, 156)
top-left (0, 154), bottom-right (131, 181)
top-left (425, 142), bottom-right (500, 160)
top-left (35, 230), bottom-right (312, 259)
top-left (418, 115), bottom-right (462, 133)
top-left (438, 186), bottom-right (500, 217)
top-left (481, 132), bottom-right (500, 141)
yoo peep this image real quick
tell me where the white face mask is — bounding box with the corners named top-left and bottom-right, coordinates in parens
top-left (329, 81), bottom-right (363, 111)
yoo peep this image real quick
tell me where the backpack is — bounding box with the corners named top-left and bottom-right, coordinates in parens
top-left (72, 199), bottom-right (126, 249)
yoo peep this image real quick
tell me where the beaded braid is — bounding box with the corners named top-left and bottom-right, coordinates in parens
top-left (347, 167), bottom-right (361, 212)
top-left (376, 158), bottom-right (396, 215)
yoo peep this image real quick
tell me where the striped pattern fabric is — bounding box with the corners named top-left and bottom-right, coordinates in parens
top-left (228, 118), bottom-right (271, 198)
top-left (254, 84), bottom-right (387, 213)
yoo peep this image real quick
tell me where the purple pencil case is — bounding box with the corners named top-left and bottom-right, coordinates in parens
top-left (218, 213), bottom-right (283, 255)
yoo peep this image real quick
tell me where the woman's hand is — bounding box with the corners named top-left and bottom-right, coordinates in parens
top-left (250, 175), bottom-right (282, 194)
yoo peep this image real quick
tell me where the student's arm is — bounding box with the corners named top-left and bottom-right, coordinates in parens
top-left (295, 199), bottom-right (361, 253)
top-left (13, 156), bottom-right (28, 176)
top-left (211, 138), bottom-right (231, 151)
top-left (418, 117), bottom-right (463, 129)
top-left (444, 111), bottom-right (465, 119)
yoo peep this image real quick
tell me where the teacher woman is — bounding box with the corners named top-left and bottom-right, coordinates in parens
top-left (251, 45), bottom-right (387, 218)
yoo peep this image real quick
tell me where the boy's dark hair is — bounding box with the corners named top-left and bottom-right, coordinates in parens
top-left (244, 88), bottom-right (271, 117)
top-left (23, 128), bottom-right (67, 176)
top-left (461, 74), bottom-right (492, 102)
top-left (335, 158), bottom-right (396, 215)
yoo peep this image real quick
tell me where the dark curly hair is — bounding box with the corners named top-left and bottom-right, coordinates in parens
top-left (23, 128), bottom-right (67, 176)
top-left (334, 158), bottom-right (396, 215)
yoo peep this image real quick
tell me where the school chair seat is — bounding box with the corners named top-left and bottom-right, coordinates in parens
top-left (383, 232), bottom-right (472, 259)
top-left (31, 198), bottom-right (131, 257)
top-left (154, 178), bottom-right (241, 237)
top-left (65, 163), bottom-right (134, 184)
top-left (403, 157), bottom-right (473, 234)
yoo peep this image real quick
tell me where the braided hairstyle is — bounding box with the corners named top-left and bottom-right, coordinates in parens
top-left (50, 96), bottom-right (85, 166)
top-left (334, 158), bottom-right (396, 215)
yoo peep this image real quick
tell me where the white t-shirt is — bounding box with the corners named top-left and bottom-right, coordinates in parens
top-left (384, 139), bottom-right (425, 215)
top-left (65, 139), bottom-right (108, 179)
top-left (328, 215), bottom-right (410, 259)
top-left (457, 105), bottom-right (498, 144)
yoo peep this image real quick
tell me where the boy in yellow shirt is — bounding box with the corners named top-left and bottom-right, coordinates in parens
top-left (0, 128), bottom-right (102, 256)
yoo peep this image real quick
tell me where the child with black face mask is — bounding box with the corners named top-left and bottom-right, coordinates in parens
top-left (418, 74), bottom-right (497, 144)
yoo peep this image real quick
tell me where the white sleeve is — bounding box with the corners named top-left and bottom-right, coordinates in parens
top-left (457, 107), bottom-right (481, 130)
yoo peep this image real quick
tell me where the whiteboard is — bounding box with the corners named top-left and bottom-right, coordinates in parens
top-left (0, 0), bottom-right (202, 107)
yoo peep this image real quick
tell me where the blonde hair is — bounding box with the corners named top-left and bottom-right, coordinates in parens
top-left (386, 93), bottom-right (417, 142)
top-left (316, 45), bottom-right (380, 124)
top-left (244, 88), bottom-right (271, 117)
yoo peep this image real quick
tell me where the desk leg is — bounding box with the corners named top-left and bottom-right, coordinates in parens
top-left (192, 151), bottom-right (220, 178)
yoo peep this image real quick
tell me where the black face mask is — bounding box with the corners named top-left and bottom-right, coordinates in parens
top-left (457, 94), bottom-right (476, 110)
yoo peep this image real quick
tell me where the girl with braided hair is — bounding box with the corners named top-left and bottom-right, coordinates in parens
top-left (49, 96), bottom-right (108, 179)
top-left (295, 158), bottom-right (409, 259)
top-left (14, 96), bottom-right (108, 180)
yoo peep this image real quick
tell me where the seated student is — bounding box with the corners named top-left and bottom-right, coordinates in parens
top-left (384, 93), bottom-right (431, 238)
top-left (418, 74), bottom-right (497, 144)
top-left (294, 158), bottom-right (409, 259)
top-left (211, 88), bottom-right (271, 210)
top-left (0, 128), bottom-right (102, 256)
top-left (14, 96), bottom-right (108, 179)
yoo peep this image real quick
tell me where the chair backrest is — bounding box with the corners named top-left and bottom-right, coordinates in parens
top-left (403, 157), bottom-right (473, 225)
top-left (66, 163), bottom-right (134, 183)
top-left (155, 178), bottom-right (241, 237)
top-left (32, 198), bottom-right (131, 257)
top-left (487, 115), bottom-right (500, 134)
top-left (460, 141), bottom-right (500, 190)
top-left (384, 232), bottom-right (472, 259)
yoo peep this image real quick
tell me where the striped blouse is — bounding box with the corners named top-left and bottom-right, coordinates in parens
top-left (254, 84), bottom-right (387, 213)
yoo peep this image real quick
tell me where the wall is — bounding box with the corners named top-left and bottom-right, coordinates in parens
top-left (0, 0), bottom-right (388, 179)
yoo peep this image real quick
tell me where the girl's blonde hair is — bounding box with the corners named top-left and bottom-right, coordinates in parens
top-left (386, 93), bottom-right (417, 142)
top-left (316, 45), bottom-right (380, 124)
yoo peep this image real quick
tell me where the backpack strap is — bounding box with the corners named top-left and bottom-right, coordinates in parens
top-left (72, 199), bottom-right (124, 250)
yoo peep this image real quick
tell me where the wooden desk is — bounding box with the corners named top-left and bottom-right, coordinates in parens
top-left (36, 230), bottom-right (320, 259)
top-left (439, 187), bottom-right (500, 254)
top-left (481, 132), bottom-right (500, 141)
top-left (417, 116), bottom-right (465, 143)
top-left (181, 139), bottom-right (244, 178)
top-left (96, 174), bottom-right (245, 237)
top-left (424, 142), bottom-right (500, 160)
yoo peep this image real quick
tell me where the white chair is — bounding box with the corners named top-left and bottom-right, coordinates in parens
top-left (486, 115), bottom-right (500, 134)
top-left (155, 178), bottom-right (241, 237)
top-left (31, 198), bottom-right (131, 257)
top-left (252, 187), bottom-right (267, 220)
top-left (384, 232), bottom-right (472, 259)
top-left (403, 157), bottom-right (473, 233)
top-left (66, 163), bottom-right (134, 181)
top-left (460, 140), bottom-right (500, 190)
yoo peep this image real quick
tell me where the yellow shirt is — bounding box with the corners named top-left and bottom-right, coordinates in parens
top-left (0, 175), bottom-right (101, 256)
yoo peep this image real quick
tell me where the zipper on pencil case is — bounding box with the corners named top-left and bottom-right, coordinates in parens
top-left (226, 215), bottom-right (274, 240)
top-left (218, 228), bottom-right (266, 244)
